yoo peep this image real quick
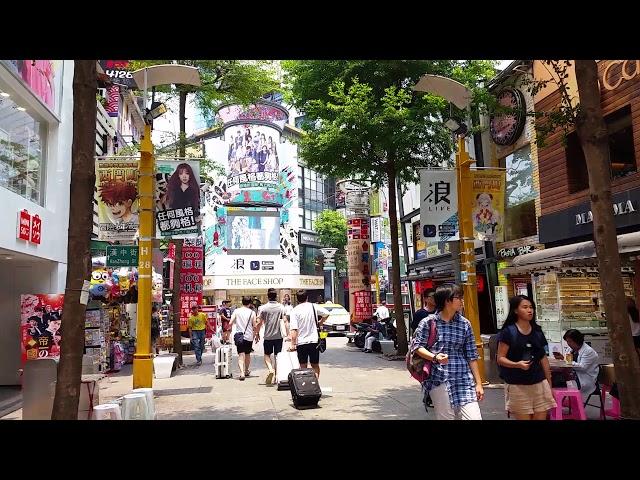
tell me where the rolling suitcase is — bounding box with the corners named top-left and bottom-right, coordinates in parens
top-left (276, 350), bottom-right (300, 390)
top-left (215, 345), bottom-right (232, 379)
top-left (288, 368), bottom-right (322, 408)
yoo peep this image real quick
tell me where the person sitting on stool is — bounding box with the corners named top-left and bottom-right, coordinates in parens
top-left (364, 316), bottom-right (382, 353)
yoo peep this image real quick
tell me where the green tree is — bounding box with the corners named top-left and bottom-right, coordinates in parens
top-left (517, 60), bottom-right (640, 418)
top-left (284, 60), bottom-right (496, 354)
top-left (315, 210), bottom-right (348, 250)
top-left (51, 61), bottom-right (97, 419)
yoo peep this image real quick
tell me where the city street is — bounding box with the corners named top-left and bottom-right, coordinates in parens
top-left (4, 335), bottom-right (510, 420)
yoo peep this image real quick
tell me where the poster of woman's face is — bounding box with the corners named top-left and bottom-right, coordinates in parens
top-left (227, 124), bottom-right (279, 176)
top-left (155, 160), bottom-right (202, 237)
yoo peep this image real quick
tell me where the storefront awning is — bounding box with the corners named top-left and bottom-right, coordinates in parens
top-left (512, 231), bottom-right (640, 268)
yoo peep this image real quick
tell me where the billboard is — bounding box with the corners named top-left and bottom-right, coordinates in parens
top-left (226, 212), bottom-right (280, 252)
top-left (155, 160), bottom-right (202, 238)
top-left (95, 158), bottom-right (139, 241)
top-left (419, 169), bottom-right (459, 242)
top-left (471, 170), bottom-right (506, 242)
top-left (20, 294), bottom-right (64, 363)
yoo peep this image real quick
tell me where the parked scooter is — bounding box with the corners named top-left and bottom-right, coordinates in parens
top-left (371, 317), bottom-right (398, 352)
top-left (352, 321), bottom-right (371, 349)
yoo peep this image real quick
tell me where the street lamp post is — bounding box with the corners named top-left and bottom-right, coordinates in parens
top-left (413, 75), bottom-right (486, 383)
top-left (131, 65), bottom-right (200, 389)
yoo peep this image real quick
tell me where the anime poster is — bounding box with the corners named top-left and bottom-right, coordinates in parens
top-left (20, 294), bottom-right (64, 363)
top-left (155, 160), bottom-right (202, 238)
top-left (471, 170), bottom-right (506, 242)
top-left (96, 158), bottom-right (139, 241)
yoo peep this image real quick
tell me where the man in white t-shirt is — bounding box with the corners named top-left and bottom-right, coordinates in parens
top-left (230, 296), bottom-right (257, 381)
top-left (374, 300), bottom-right (390, 321)
top-left (289, 290), bottom-right (329, 378)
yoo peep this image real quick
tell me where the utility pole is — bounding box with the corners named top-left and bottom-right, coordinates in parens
top-left (456, 136), bottom-right (486, 383)
top-left (133, 123), bottom-right (154, 388)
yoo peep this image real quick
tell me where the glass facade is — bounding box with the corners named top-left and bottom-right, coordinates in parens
top-left (298, 165), bottom-right (335, 231)
top-left (0, 82), bottom-right (47, 205)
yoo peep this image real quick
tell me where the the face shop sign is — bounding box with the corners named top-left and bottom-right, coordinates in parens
top-left (575, 200), bottom-right (636, 225)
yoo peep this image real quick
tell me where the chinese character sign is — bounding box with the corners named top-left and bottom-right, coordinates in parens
top-left (155, 160), bottom-right (201, 238)
top-left (30, 215), bottom-right (41, 244)
top-left (17, 210), bottom-right (31, 240)
top-left (106, 246), bottom-right (138, 267)
top-left (96, 158), bottom-right (139, 241)
top-left (179, 238), bottom-right (204, 331)
top-left (420, 170), bottom-right (459, 242)
top-left (347, 217), bottom-right (371, 322)
top-left (353, 290), bottom-right (372, 322)
top-left (471, 170), bottom-right (505, 242)
top-left (20, 294), bottom-right (64, 363)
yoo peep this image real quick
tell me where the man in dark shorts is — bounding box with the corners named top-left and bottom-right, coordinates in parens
top-left (256, 288), bottom-right (285, 385)
top-left (220, 300), bottom-right (232, 345)
top-left (289, 290), bottom-right (329, 379)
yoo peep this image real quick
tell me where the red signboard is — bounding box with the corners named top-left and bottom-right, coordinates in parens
top-left (179, 240), bottom-right (204, 331)
top-left (17, 210), bottom-right (31, 241)
top-left (353, 290), bottom-right (372, 322)
top-left (30, 215), bottom-right (41, 244)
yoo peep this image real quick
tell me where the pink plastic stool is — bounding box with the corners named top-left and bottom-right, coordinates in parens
top-left (550, 388), bottom-right (587, 420)
top-left (600, 385), bottom-right (621, 420)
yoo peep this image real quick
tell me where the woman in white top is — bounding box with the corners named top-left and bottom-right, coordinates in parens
top-left (627, 297), bottom-right (640, 357)
top-left (556, 329), bottom-right (599, 401)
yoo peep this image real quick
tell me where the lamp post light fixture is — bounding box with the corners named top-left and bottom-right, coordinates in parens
top-left (321, 248), bottom-right (338, 303)
top-left (413, 74), bottom-right (486, 384)
top-left (131, 64), bottom-right (200, 389)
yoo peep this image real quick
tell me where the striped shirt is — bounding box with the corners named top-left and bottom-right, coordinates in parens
top-left (412, 312), bottom-right (479, 407)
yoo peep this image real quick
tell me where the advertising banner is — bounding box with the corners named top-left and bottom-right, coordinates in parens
top-left (20, 294), bottom-right (64, 363)
top-left (96, 158), bottom-right (139, 241)
top-left (225, 124), bottom-right (282, 197)
top-left (412, 221), bottom-right (427, 261)
top-left (420, 169), bottom-right (459, 242)
top-left (155, 160), bottom-right (202, 238)
top-left (471, 169), bottom-right (506, 242)
top-left (179, 238), bottom-right (204, 331)
top-left (347, 216), bottom-right (371, 322)
top-left (353, 290), bottom-right (372, 322)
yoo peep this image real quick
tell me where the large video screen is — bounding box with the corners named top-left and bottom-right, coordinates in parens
top-left (226, 213), bottom-right (280, 252)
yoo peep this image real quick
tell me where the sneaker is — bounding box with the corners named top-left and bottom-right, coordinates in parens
top-left (195, 361), bottom-right (202, 366)
top-left (239, 375), bottom-right (245, 381)
top-left (266, 371), bottom-right (274, 385)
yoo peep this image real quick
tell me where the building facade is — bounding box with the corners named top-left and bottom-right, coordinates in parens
top-left (0, 60), bottom-right (75, 384)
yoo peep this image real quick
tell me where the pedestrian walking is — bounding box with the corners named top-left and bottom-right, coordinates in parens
top-left (188, 305), bottom-right (207, 366)
top-left (496, 295), bottom-right (556, 420)
top-left (289, 290), bottom-right (329, 379)
top-left (282, 294), bottom-right (293, 338)
top-left (411, 289), bottom-right (436, 333)
top-left (256, 288), bottom-right (285, 385)
top-left (219, 300), bottom-right (232, 345)
top-left (151, 306), bottom-right (160, 355)
top-left (230, 296), bottom-right (257, 381)
top-left (410, 284), bottom-right (484, 420)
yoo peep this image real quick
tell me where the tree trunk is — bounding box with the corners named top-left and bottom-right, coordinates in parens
top-left (179, 90), bottom-right (187, 158)
top-left (574, 59), bottom-right (640, 419)
top-left (387, 161), bottom-right (408, 355)
top-left (51, 61), bottom-right (97, 419)
top-left (171, 239), bottom-right (184, 365)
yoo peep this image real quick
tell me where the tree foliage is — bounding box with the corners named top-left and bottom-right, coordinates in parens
top-left (315, 210), bottom-right (348, 250)
top-left (128, 60), bottom-right (280, 121)
top-left (283, 60), bottom-right (496, 186)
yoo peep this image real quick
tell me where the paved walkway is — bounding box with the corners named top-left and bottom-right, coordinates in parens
top-left (2, 335), bottom-right (606, 420)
